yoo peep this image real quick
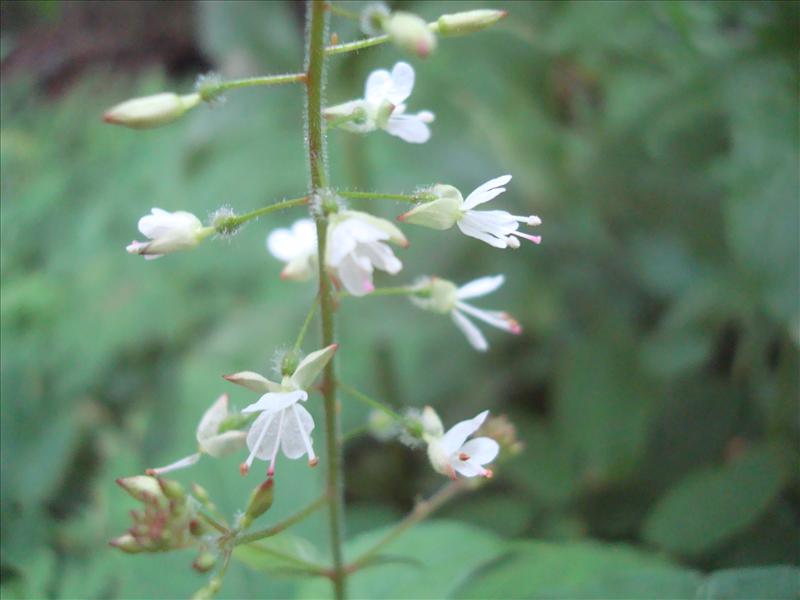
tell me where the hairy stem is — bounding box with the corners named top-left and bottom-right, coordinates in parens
top-left (325, 22), bottom-right (439, 56)
top-left (306, 2), bottom-right (346, 598)
top-left (216, 196), bottom-right (309, 231)
top-left (204, 73), bottom-right (307, 99)
top-left (337, 190), bottom-right (436, 203)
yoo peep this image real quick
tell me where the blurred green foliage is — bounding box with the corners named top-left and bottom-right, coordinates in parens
top-left (1, 1), bottom-right (798, 598)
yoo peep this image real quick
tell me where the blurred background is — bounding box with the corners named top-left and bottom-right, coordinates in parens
top-left (1, 1), bottom-right (798, 598)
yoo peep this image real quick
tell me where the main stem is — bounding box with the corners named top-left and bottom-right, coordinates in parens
top-left (305, 2), bottom-right (346, 599)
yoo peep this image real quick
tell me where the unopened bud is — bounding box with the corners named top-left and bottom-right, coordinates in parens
top-left (241, 479), bottom-right (275, 529)
top-left (437, 9), bottom-right (507, 36)
top-left (189, 518), bottom-right (208, 537)
top-left (116, 476), bottom-right (165, 503)
top-left (385, 12), bottom-right (437, 59)
top-left (109, 533), bottom-right (145, 554)
top-left (157, 477), bottom-right (186, 502)
top-left (192, 552), bottom-right (217, 573)
top-left (192, 577), bottom-right (222, 600)
top-left (191, 483), bottom-right (211, 504)
top-left (103, 92), bottom-right (202, 129)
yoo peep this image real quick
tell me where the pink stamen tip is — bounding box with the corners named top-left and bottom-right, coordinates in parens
top-left (458, 453), bottom-right (471, 461)
top-left (239, 463), bottom-right (249, 476)
top-left (397, 212), bottom-right (408, 222)
top-left (145, 468), bottom-right (156, 476)
top-left (512, 231), bottom-right (542, 245)
top-left (484, 469), bottom-right (494, 479)
top-left (308, 457), bottom-right (319, 467)
top-left (267, 465), bottom-right (275, 477)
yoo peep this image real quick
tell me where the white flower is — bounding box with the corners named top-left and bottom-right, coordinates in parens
top-left (411, 275), bottom-right (520, 352)
top-left (327, 210), bottom-right (408, 296)
top-left (227, 345), bottom-right (337, 477)
top-left (267, 212), bottom-right (407, 296)
top-left (324, 62), bottom-right (434, 144)
top-left (399, 175), bottom-right (542, 249)
top-left (146, 394), bottom-right (246, 475)
top-left (126, 208), bottom-right (212, 259)
top-left (266, 219), bottom-right (318, 280)
top-left (423, 408), bottom-right (499, 479)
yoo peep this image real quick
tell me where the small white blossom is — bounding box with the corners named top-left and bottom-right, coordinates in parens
top-left (324, 62), bottom-right (434, 144)
top-left (399, 175), bottom-right (541, 249)
top-left (267, 213), bottom-right (407, 296)
top-left (423, 407), bottom-right (499, 479)
top-left (266, 219), bottom-right (318, 280)
top-left (228, 345), bottom-right (337, 477)
top-left (411, 275), bottom-right (520, 352)
top-left (147, 394), bottom-right (246, 475)
top-left (327, 210), bottom-right (407, 296)
top-left (126, 208), bottom-right (212, 259)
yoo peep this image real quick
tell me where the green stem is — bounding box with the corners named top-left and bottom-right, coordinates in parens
top-left (203, 73), bottom-right (307, 99)
top-left (306, 2), bottom-right (346, 598)
top-left (336, 285), bottom-right (428, 301)
top-left (325, 22), bottom-right (439, 56)
top-left (234, 495), bottom-right (328, 546)
top-left (216, 196), bottom-right (309, 231)
top-left (293, 297), bottom-right (319, 354)
top-left (198, 512), bottom-right (229, 535)
top-left (337, 381), bottom-right (405, 422)
top-left (347, 480), bottom-right (467, 573)
top-left (337, 190), bottom-right (435, 203)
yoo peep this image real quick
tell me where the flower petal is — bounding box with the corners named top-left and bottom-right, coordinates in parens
top-left (385, 115), bottom-right (431, 143)
top-left (459, 437), bottom-right (499, 465)
top-left (456, 218), bottom-right (509, 249)
top-left (462, 175), bottom-right (512, 210)
top-left (439, 410), bottom-right (490, 456)
top-left (456, 275), bottom-right (505, 300)
top-left (365, 69), bottom-right (393, 104)
top-left (452, 459), bottom-right (487, 478)
top-left (451, 310), bottom-right (489, 352)
top-left (242, 390), bottom-right (307, 414)
top-left (387, 62), bottom-right (415, 104)
top-left (456, 301), bottom-right (520, 334)
top-left (290, 344), bottom-right (338, 391)
top-left (280, 404), bottom-right (316, 459)
top-left (336, 253), bottom-right (375, 297)
top-left (245, 411), bottom-right (280, 461)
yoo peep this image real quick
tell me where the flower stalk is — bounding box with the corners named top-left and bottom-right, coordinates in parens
top-left (305, 2), bottom-right (346, 598)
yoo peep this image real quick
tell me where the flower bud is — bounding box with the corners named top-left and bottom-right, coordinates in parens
top-left (437, 10), bottom-right (507, 36)
top-left (103, 92), bottom-right (202, 129)
top-left (397, 185), bottom-right (462, 230)
top-left (109, 533), bottom-right (145, 554)
top-left (157, 477), bottom-right (186, 502)
top-left (192, 577), bottom-right (222, 600)
top-left (281, 350), bottom-right (300, 378)
top-left (384, 12), bottom-right (437, 58)
top-left (192, 552), bottom-right (217, 573)
top-left (240, 479), bottom-right (275, 529)
top-left (411, 277), bottom-right (458, 314)
top-left (368, 409), bottom-right (397, 441)
top-left (116, 476), bottom-right (165, 503)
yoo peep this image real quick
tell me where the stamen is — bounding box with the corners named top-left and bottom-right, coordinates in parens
top-left (243, 413), bottom-right (275, 476)
top-left (483, 468), bottom-right (494, 479)
top-left (292, 404), bottom-right (316, 464)
top-left (458, 452), bottom-right (471, 461)
top-left (506, 236), bottom-right (521, 249)
top-left (267, 410), bottom-right (286, 477)
top-left (510, 231), bottom-right (541, 244)
top-left (146, 453), bottom-right (201, 476)
top-left (502, 313), bottom-right (522, 335)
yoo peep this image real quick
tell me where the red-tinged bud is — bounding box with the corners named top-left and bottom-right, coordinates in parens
top-left (385, 12), bottom-right (437, 59)
top-left (192, 552), bottom-right (217, 573)
top-left (240, 478), bottom-right (275, 529)
top-left (189, 518), bottom-right (207, 537)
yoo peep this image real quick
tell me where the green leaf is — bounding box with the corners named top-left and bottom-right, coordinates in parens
top-left (297, 520), bottom-right (505, 600)
top-left (457, 540), bottom-right (699, 599)
top-left (697, 566), bottom-right (800, 600)
top-left (642, 446), bottom-right (787, 557)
